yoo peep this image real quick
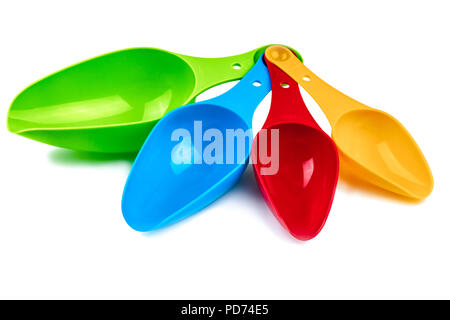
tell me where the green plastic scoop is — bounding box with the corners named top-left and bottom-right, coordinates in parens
top-left (7, 45), bottom-right (301, 153)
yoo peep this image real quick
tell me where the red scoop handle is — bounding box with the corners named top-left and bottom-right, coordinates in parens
top-left (263, 55), bottom-right (320, 130)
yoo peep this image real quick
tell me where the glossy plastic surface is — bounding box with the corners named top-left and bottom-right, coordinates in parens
top-left (7, 46), bottom-right (301, 153)
top-left (252, 58), bottom-right (339, 241)
top-left (266, 46), bottom-right (433, 199)
top-left (122, 56), bottom-right (271, 231)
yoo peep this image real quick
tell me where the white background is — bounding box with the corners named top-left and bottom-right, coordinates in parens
top-left (1, 0), bottom-right (449, 299)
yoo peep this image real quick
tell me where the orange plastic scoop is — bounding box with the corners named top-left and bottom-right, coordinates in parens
top-left (265, 46), bottom-right (433, 199)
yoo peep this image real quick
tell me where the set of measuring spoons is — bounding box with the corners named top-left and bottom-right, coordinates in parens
top-left (7, 45), bottom-right (433, 240)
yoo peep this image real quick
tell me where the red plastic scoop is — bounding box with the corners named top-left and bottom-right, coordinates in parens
top-left (251, 57), bottom-right (339, 240)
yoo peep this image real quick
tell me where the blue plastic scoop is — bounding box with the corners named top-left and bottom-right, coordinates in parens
top-left (122, 56), bottom-right (271, 231)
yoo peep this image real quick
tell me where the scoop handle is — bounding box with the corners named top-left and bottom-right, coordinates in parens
top-left (206, 55), bottom-right (271, 125)
top-left (265, 46), bottom-right (370, 126)
top-left (180, 47), bottom-right (264, 98)
top-left (181, 45), bottom-right (302, 102)
top-left (263, 56), bottom-right (320, 130)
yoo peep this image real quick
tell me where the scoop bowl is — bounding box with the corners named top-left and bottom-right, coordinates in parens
top-left (253, 123), bottom-right (339, 240)
top-left (334, 109), bottom-right (433, 199)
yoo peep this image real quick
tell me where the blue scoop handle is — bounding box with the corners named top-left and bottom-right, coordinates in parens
top-left (206, 55), bottom-right (271, 125)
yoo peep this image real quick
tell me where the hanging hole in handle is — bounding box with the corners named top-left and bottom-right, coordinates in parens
top-left (253, 81), bottom-right (262, 87)
top-left (280, 82), bottom-right (290, 88)
top-left (303, 76), bottom-right (311, 82)
top-left (232, 63), bottom-right (241, 70)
